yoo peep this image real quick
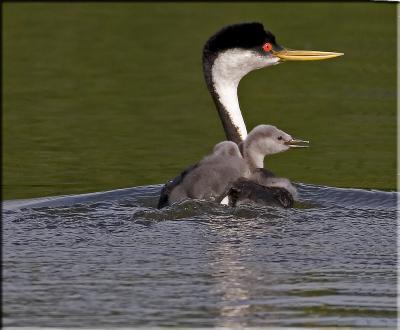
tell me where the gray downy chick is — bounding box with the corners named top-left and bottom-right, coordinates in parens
top-left (224, 125), bottom-right (309, 207)
top-left (167, 141), bottom-right (249, 205)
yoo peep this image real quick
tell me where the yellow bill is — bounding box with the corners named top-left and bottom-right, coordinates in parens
top-left (274, 50), bottom-right (344, 61)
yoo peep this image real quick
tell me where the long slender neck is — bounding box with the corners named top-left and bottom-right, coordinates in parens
top-left (203, 51), bottom-right (248, 144)
top-left (202, 48), bottom-right (279, 144)
top-left (212, 75), bottom-right (248, 143)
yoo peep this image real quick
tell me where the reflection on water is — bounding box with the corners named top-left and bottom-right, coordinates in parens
top-left (3, 183), bottom-right (397, 327)
top-left (212, 228), bottom-right (252, 328)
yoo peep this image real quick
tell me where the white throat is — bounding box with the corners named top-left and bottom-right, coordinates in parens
top-left (211, 49), bottom-right (279, 142)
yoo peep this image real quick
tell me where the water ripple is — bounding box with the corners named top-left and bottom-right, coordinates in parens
top-left (2, 183), bottom-right (397, 327)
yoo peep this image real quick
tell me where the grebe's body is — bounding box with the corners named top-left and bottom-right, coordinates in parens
top-left (157, 22), bottom-right (342, 208)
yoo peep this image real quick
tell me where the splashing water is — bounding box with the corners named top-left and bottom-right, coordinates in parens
top-left (3, 183), bottom-right (397, 327)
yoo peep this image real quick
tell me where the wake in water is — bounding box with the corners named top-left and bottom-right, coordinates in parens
top-left (3, 182), bottom-right (397, 213)
top-left (3, 183), bottom-right (398, 328)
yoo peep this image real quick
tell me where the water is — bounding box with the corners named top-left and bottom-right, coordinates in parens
top-left (4, 3), bottom-right (397, 200)
top-left (3, 2), bottom-right (397, 328)
top-left (3, 184), bottom-right (397, 327)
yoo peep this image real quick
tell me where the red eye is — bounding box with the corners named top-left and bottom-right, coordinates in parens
top-left (262, 42), bottom-right (273, 52)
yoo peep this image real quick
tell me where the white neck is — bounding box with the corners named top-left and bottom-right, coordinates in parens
top-left (210, 49), bottom-right (280, 143)
top-left (211, 77), bottom-right (247, 141)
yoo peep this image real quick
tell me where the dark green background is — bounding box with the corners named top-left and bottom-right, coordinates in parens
top-left (3, 2), bottom-right (396, 200)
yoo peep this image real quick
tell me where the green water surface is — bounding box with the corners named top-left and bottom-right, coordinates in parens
top-left (3, 2), bottom-right (397, 199)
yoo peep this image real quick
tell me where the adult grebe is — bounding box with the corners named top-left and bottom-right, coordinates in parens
top-left (157, 22), bottom-right (342, 209)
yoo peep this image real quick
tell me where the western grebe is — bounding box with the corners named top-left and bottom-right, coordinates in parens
top-left (224, 124), bottom-right (307, 207)
top-left (157, 22), bottom-right (342, 209)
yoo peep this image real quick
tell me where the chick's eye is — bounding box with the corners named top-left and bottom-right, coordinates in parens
top-left (262, 42), bottom-right (273, 52)
top-left (277, 136), bottom-right (283, 140)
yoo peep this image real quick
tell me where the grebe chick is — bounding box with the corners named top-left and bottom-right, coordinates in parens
top-left (159, 141), bottom-right (247, 207)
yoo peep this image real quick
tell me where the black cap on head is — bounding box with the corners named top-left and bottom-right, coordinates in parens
top-left (204, 22), bottom-right (278, 54)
